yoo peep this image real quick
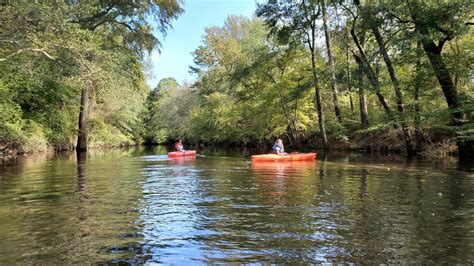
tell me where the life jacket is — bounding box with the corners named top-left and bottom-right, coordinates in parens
top-left (175, 143), bottom-right (184, 151)
top-left (272, 144), bottom-right (284, 153)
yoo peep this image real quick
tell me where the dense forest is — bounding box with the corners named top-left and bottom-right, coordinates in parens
top-left (1, 1), bottom-right (473, 160)
top-left (145, 1), bottom-right (473, 159)
top-left (0, 1), bottom-right (183, 154)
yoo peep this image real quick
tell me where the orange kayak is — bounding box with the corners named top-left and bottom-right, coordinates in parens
top-left (251, 152), bottom-right (317, 162)
top-left (168, 150), bottom-right (197, 157)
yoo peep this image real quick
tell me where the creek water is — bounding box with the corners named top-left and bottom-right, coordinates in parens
top-left (0, 146), bottom-right (473, 264)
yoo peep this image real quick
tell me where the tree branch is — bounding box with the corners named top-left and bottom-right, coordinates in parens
top-left (0, 48), bottom-right (55, 62)
top-left (72, 2), bottom-right (118, 25)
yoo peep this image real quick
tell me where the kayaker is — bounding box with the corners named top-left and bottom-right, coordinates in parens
top-left (175, 139), bottom-right (185, 152)
top-left (272, 139), bottom-right (287, 155)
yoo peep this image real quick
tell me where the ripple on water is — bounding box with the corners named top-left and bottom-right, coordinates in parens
top-left (0, 150), bottom-right (473, 264)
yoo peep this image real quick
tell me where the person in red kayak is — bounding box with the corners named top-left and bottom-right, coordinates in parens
top-left (175, 139), bottom-right (185, 152)
top-left (272, 139), bottom-right (287, 155)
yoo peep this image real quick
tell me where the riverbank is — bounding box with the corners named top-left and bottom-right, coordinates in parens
top-left (0, 141), bottom-right (141, 164)
top-left (1, 130), bottom-right (460, 164)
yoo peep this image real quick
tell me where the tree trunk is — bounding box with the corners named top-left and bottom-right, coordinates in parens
top-left (458, 140), bottom-right (474, 163)
top-left (423, 44), bottom-right (473, 160)
top-left (352, 28), bottom-right (369, 129)
top-left (421, 45), bottom-right (474, 160)
top-left (310, 49), bottom-right (328, 149)
top-left (372, 28), bottom-right (404, 112)
top-left (414, 41), bottom-right (423, 152)
top-left (349, 94), bottom-right (354, 113)
top-left (357, 69), bottom-right (370, 129)
top-left (371, 25), bottom-right (415, 156)
top-left (347, 46), bottom-right (355, 114)
top-left (321, 0), bottom-right (342, 123)
top-left (421, 42), bottom-right (462, 123)
top-left (352, 52), bottom-right (391, 113)
top-left (407, 5), bottom-right (462, 124)
top-left (350, 28), bottom-right (391, 113)
top-left (77, 81), bottom-right (91, 151)
top-left (408, 7), bottom-right (472, 159)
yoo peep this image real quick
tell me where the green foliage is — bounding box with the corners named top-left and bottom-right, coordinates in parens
top-left (143, 77), bottom-right (211, 144)
top-left (0, 1), bottom-right (182, 152)
top-left (22, 120), bottom-right (48, 153)
top-left (0, 82), bottom-right (25, 143)
top-left (1, 1), bottom-right (472, 157)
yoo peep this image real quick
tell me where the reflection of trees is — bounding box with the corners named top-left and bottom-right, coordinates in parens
top-left (75, 150), bottom-right (90, 247)
top-left (193, 159), bottom-right (337, 262)
top-left (3, 150), bottom-right (471, 263)
top-left (0, 152), bottom-right (80, 263)
top-left (341, 167), bottom-right (387, 263)
top-left (169, 156), bottom-right (196, 166)
top-left (411, 171), bottom-right (472, 262)
top-left (76, 151), bottom-right (87, 201)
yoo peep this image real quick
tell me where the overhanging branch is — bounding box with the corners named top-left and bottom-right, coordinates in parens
top-left (0, 48), bottom-right (55, 62)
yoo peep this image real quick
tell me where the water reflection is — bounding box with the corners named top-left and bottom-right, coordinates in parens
top-left (0, 147), bottom-right (473, 264)
top-left (169, 156), bottom-right (197, 166)
top-left (139, 156), bottom-right (207, 263)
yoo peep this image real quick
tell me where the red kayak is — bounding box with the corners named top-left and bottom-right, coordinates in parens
top-left (167, 150), bottom-right (197, 157)
top-left (251, 152), bottom-right (317, 162)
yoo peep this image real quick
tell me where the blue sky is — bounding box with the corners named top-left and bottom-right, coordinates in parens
top-left (147, 0), bottom-right (260, 88)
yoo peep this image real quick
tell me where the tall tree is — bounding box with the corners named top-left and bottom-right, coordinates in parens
top-left (0, 1), bottom-right (183, 152)
top-left (359, 2), bottom-right (415, 155)
top-left (72, 1), bottom-right (183, 151)
top-left (355, 32), bottom-right (370, 129)
top-left (321, 0), bottom-right (342, 123)
top-left (395, 0), bottom-right (473, 159)
top-left (257, 0), bottom-right (329, 148)
top-left (342, 2), bottom-right (392, 113)
top-left (405, 2), bottom-right (468, 124)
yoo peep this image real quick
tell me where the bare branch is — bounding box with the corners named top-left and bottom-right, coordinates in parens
top-left (0, 48), bottom-right (55, 62)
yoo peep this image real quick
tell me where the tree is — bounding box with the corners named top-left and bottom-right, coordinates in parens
top-left (341, 2), bottom-right (392, 114)
top-left (189, 16), bottom-right (317, 146)
top-left (320, 0), bottom-right (342, 123)
top-left (257, 0), bottom-right (329, 148)
top-left (0, 1), bottom-right (183, 151)
top-left (0, 1), bottom-right (182, 151)
top-left (386, 0), bottom-right (473, 159)
top-left (357, 1), bottom-right (415, 155)
top-left (72, 1), bottom-right (183, 151)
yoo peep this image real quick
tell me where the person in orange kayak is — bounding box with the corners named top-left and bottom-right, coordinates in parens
top-left (175, 139), bottom-right (185, 152)
top-left (272, 139), bottom-right (287, 155)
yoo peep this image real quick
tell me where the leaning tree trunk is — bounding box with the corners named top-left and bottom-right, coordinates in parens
top-left (352, 52), bottom-right (391, 113)
top-left (321, 0), bottom-right (342, 123)
top-left (421, 46), bottom-right (473, 161)
top-left (346, 31), bottom-right (355, 115)
top-left (421, 42), bottom-right (462, 122)
top-left (371, 25), bottom-right (415, 156)
top-left (76, 81), bottom-right (91, 152)
top-left (413, 41), bottom-right (423, 152)
top-left (350, 28), bottom-right (391, 113)
top-left (409, 6), bottom-right (472, 161)
top-left (408, 4), bottom-right (462, 123)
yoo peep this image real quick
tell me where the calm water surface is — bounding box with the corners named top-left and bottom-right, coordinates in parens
top-left (0, 146), bottom-right (473, 264)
